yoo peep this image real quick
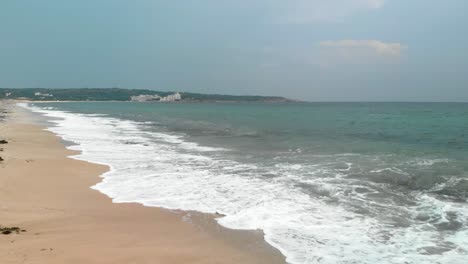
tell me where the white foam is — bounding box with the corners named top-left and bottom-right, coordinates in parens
top-left (407, 158), bottom-right (450, 167)
top-left (21, 103), bottom-right (468, 264)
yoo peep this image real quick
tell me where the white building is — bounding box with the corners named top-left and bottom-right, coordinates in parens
top-left (130, 92), bottom-right (182, 102)
top-left (130, 94), bottom-right (161, 102)
top-left (160, 92), bottom-right (182, 102)
top-left (34, 92), bottom-right (53, 97)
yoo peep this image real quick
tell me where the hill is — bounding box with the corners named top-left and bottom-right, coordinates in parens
top-left (0, 88), bottom-right (291, 102)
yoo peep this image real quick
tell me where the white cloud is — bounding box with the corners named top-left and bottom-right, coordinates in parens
top-left (319, 40), bottom-right (406, 57)
top-left (311, 39), bottom-right (406, 68)
top-left (271, 0), bottom-right (386, 23)
top-left (240, 40), bottom-right (405, 71)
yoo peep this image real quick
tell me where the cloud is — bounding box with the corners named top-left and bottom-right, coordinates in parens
top-left (319, 40), bottom-right (406, 57)
top-left (270, 0), bottom-right (386, 23)
top-left (309, 39), bottom-right (407, 68)
top-left (234, 40), bottom-right (405, 72)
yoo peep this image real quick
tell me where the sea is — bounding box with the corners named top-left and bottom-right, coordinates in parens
top-left (20, 102), bottom-right (468, 264)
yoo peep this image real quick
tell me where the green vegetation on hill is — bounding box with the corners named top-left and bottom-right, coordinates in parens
top-left (180, 92), bottom-right (288, 102)
top-left (0, 88), bottom-right (164, 101)
top-left (0, 88), bottom-right (290, 102)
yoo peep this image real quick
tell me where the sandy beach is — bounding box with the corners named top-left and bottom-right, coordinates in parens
top-left (0, 103), bottom-right (285, 264)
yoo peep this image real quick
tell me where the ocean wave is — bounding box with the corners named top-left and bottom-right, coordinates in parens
top-left (20, 103), bottom-right (468, 264)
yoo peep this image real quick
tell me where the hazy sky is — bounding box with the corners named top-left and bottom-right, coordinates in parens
top-left (1, 0), bottom-right (467, 101)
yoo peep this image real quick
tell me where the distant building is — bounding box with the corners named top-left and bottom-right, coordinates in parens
top-left (131, 92), bottom-right (181, 102)
top-left (34, 92), bottom-right (53, 98)
top-left (130, 94), bottom-right (161, 102)
top-left (160, 92), bottom-right (182, 102)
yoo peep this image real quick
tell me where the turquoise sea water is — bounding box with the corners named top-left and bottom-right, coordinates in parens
top-left (25, 102), bottom-right (468, 263)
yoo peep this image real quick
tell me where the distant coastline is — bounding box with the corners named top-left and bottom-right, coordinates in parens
top-left (0, 88), bottom-right (294, 103)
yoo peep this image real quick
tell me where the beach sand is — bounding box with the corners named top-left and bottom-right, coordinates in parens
top-left (0, 104), bottom-right (285, 264)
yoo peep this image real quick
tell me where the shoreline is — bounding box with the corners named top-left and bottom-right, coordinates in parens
top-left (0, 103), bottom-right (286, 264)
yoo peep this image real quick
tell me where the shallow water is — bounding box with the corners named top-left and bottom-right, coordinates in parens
top-left (21, 102), bottom-right (468, 263)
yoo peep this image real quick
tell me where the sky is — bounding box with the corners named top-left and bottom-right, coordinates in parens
top-left (1, 0), bottom-right (467, 101)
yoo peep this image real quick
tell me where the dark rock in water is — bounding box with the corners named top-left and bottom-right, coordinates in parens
top-left (0, 140), bottom-right (8, 144)
top-left (0, 157), bottom-right (3, 162)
